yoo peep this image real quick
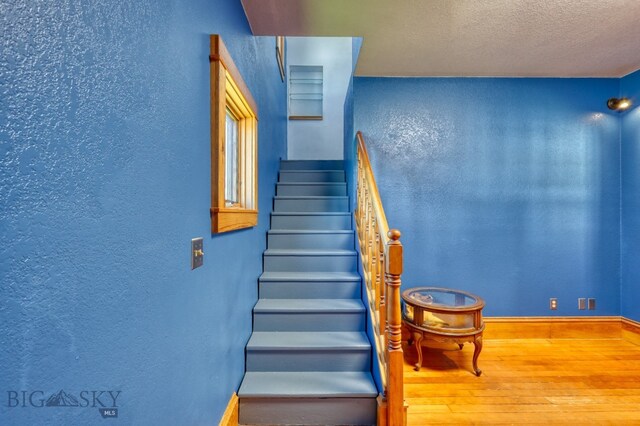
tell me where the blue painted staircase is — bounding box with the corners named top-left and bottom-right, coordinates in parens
top-left (238, 160), bottom-right (377, 426)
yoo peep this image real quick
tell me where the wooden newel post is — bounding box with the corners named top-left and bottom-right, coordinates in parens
top-left (385, 229), bottom-right (405, 425)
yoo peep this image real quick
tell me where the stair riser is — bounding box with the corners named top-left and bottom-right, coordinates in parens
top-left (279, 171), bottom-right (345, 182)
top-left (239, 397), bottom-right (376, 426)
top-left (259, 281), bottom-right (361, 299)
top-left (253, 312), bottom-right (365, 331)
top-left (267, 232), bottom-right (354, 250)
top-left (276, 184), bottom-right (347, 196)
top-left (239, 398), bottom-right (377, 425)
top-left (279, 160), bottom-right (345, 170)
top-left (264, 255), bottom-right (357, 272)
top-left (246, 350), bottom-right (370, 372)
top-left (271, 214), bottom-right (351, 230)
top-left (274, 197), bottom-right (349, 212)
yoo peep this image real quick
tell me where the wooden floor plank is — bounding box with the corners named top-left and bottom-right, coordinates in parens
top-left (404, 338), bottom-right (640, 425)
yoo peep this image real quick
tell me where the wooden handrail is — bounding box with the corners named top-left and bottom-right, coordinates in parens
top-left (355, 131), bottom-right (406, 425)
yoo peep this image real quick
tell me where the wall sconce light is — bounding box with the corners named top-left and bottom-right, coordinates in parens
top-left (607, 97), bottom-right (632, 112)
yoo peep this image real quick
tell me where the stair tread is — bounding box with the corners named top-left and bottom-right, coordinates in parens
top-left (280, 170), bottom-right (345, 173)
top-left (259, 271), bottom-right (361, 282)
top-left (280, 160), bottom-right (344, 165)
top-left (247, 331), bottom-right (370, 350)
top-left (254, 299), bottom-right (364, 313)
top-left (274, 195), bottom-right (348, 199)
top-left (239, 371), bottom-right (377, 398)
top-left (268, 229), bottom-right (353, 234)
top-left (277, 182), bottom-right (346, 186)
top-left (271, 211), bottom-right (350, 216)
top-left (264, 249), bottom-right (356, 256)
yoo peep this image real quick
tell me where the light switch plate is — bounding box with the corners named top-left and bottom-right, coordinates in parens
top-left (191, 237), bottom-right (204, 270)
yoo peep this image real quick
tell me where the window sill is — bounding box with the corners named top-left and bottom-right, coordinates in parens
top-left (211, 208), bottom-right (258, 233)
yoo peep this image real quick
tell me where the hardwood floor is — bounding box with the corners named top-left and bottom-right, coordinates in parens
top-left (403, 338), bottom-right (640, 425)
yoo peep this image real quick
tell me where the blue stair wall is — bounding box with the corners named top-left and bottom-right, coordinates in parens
top-left (238, 160), bottom-right (377, 426)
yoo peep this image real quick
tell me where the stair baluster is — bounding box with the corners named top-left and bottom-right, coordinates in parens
top-left (355, 131), bottom-right (407, 425)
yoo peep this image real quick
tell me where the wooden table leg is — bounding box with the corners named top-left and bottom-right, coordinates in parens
top-left (413, 331), bottom-right (424, 371)
top-left (472, 334), bottom-right (483, 376)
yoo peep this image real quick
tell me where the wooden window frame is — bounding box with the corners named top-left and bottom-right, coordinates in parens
top-left (209, 35), bottom-right (259, 233)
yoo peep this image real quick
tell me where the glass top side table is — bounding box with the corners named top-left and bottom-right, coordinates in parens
top-left (402, 287), bottom-right (485, 376)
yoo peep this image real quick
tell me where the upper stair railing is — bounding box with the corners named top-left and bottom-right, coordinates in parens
top-left (355, 131), bottom-right (406, 425)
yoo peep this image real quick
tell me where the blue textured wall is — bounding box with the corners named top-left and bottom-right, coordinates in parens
top-left (344, 79), bottom-right (356, 209)
top-left (343, 38), bottom-right (361, 212)
top-left (354, 78), bottom-right (620, 317)
top-left (0, 0), bottom-right (286, 424)
top-left (621, 69), bottom-right (640, 322)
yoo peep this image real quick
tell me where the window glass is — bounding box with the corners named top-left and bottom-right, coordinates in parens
top-left (225, 109), bottom-right (239, 206)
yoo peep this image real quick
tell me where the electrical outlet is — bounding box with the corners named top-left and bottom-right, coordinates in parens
top-left (578, 298), bottom-right (586, 310)
top-left (550, 298), bottom-right (558, 310)
top-left (588, 298), bottom-right (596, 310)
top-left (191, 237), bottom-right (204, 270)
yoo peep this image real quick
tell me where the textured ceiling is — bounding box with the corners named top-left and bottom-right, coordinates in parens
top-left (241, 0), bottom-right (640, 77)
